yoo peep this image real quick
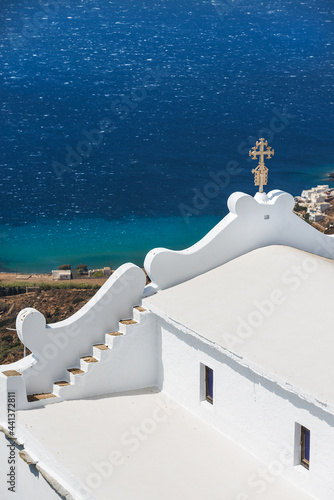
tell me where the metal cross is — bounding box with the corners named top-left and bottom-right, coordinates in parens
top-left (249, 138), bottom-right (274, 193)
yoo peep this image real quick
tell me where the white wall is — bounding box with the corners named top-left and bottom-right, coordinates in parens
top-left (157, 317), bottom-right (334, 500)
top-left (55, 311), bottom-right (160, 400)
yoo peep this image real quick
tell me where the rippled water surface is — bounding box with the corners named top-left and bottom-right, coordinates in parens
top-left (0, 0), bottom-right (333, 271)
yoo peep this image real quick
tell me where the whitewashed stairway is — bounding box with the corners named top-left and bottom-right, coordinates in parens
top-left (0, 264), bottom-right (160, 413)
top-left (26, 306), bottom-right (157, 405)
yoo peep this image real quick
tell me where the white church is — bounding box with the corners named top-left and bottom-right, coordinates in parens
top-left (1, 139), bottom-right (333, 500)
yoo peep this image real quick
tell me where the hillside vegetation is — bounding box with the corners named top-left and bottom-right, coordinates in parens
top-left (0, 288), bottom-right (97, 365)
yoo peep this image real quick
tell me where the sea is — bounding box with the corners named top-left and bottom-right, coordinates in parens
top-left (0, 0), bottom-right (333, 272)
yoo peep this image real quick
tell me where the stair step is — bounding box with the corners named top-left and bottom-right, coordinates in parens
top-left (120, 319), bottom-right (137, 325)
top-left (106, 331), bottom-right (123, 336)
top-left (54, 381), bottom-right (70, 387)
top-left (134, 306), bottom-right (146, 312)
top-left (80, 356), bottom-right (98, 363)
top-left (93, 344), bottom-right (109, 350)
top-left (67, 368), bottom-right (84, 375)
top-left (27, 393), bottom-right (56, 402)
top-left (2, 370), bottom-right (21, 377)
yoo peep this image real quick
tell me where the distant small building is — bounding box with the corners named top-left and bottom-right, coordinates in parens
top-left (301, 185), bottom-right (330, 203)
top-left (88, 269), bottom-right (98, 277)
top-left (301, 186), bottom-right (332, 219)
top-left (52, 270), bottom-right (72, 280)
top-left (310, 192), bottom-right (325, 205)
top-left (103, 267), bottom-right (112, 276)
top-left (317, 202), bottom-right (331, 213)
top-left (301, 189), bottom-right (312, 201)
top-left (308, 210), bottom-right (325, 222)
top-left (88, 267), bottom-right (112, 277)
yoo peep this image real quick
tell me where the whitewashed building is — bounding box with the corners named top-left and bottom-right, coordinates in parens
top-left (2, 181), bottom-right (334, 499)
top-left (88, 267), bottom-right (112, 278)
top-left (301, 185), bottom-right (330, 202)
top-left (301, 185), bottom-right (331, 210)
top-left (52, 270), bottom-right (72, 280)
top-left (300, 185), bottom-right (332, 223)
top-left (317, 202), bottom-right (330, 212)
top-left (308, 210), bottom-right (325, 222)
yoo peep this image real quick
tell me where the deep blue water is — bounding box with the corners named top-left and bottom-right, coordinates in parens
top-left (0, 0), bottom-right (333, 272)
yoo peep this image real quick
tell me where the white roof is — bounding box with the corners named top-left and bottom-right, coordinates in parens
top-left (144, 245), bottom-right (334, 407)
top-left (16, 388), bottom-right (313, 500)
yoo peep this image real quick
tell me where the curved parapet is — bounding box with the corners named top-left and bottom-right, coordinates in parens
top-left (16, 308), bottom-right (46, 352)
top-left (2, 263), bottom-right (146, 396)
top-left (144, 190), bottom-right (334, 290)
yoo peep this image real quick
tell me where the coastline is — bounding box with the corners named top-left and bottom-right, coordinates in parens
top-left (0, 271), bottom-right (108, 287)
top-left (0, 215), bottom-right (222, 274)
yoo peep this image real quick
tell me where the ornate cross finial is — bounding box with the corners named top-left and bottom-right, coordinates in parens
top-left (249, 138), bottom-right (274, 193)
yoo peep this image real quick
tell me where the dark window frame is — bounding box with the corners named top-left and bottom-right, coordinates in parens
top-left (300, 426), bottom-right (310, 470)
top-left (205, 366), bottom-right (213, 404)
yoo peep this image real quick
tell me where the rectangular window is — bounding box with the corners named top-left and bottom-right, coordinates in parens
top-left (301, 426), bottom-right (310, 469)
top-left (205, 366), bottom-right (213, 404)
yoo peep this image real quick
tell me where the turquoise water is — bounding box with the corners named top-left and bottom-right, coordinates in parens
top-left (0, 215), bottom-right (222, 272)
